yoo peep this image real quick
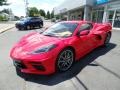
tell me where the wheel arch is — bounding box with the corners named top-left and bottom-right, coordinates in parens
top-left (63, 46), bottom-right (75, 55)
top-left (67, 46), bottom-right (75, 53)
top-left (108, 31), bottom-right (112, 36)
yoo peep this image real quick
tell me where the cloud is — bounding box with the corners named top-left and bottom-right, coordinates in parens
top-left (0, 0), bottom-right (65, 16)
top-left (29, 3), bottom-right (55, 12)
top-left (28, 0), bottom-right (65, 12)
top-left (8, 0), bottom-right (24, 5)
top-left (0, 0), bottom-right (26, 16)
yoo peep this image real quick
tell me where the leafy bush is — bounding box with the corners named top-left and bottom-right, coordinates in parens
top-left (0, 15), bottom-right (8, 21)
top-left (0, 15), bottom-right (4, 21)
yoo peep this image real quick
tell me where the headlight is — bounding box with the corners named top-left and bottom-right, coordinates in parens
top-left (31, 44), bottom-right (57, 54)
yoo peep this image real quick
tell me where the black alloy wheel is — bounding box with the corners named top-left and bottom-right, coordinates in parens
top-left (104, 32), bottom-right (111, 46)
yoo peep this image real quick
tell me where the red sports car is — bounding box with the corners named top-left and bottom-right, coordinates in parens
top-left (10, 21), bottom-right (112, 75)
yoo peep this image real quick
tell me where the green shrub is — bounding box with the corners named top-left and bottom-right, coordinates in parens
top-left (0, 15), bottom-right (8, 21)
top-left (0, 15), bottom-right (4, 21)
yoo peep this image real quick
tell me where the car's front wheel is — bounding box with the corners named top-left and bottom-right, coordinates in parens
top-left (57, 48), bottom-right (74, 72)
top-left (104, 32), bottom-right (111, 46)
top-left (19, 27), bottom-right (24, 30)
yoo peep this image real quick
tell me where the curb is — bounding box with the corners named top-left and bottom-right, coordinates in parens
top-left (113, 29), bottom-right (120, 31)
top-left (0, 26), bottom-right (14, 34)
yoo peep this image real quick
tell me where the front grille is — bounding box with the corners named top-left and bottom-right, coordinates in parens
top-left (13, 60), bottom-right (26, 69)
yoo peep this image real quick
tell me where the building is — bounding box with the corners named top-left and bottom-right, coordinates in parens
top-left (54, 0), bottom-right (120, 29)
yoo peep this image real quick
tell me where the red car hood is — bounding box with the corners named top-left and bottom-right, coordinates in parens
top-left (11, 32), bottom-right (62, 55)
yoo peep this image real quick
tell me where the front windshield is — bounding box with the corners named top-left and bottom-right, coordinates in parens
top-left (20, 17), bottom-right (30, 21)
top-left (42, 22), bottom-right (78, 38)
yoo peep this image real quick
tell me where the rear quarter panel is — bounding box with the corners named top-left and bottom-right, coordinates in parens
top-left (91, 23), bottom-right (112, 46)
top-left (92, 23), bottom-right (112, 33)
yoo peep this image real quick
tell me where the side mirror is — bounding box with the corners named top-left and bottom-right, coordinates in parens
top-left (77, 30), bottom-right (90, 36)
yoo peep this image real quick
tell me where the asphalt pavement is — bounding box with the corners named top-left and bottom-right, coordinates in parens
top-left (0, 25), bottom-right (120, 90)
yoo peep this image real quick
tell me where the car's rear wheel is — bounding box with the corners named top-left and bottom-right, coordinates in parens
top-left (57, 48), bottom-right (74, 72)
top-left (104, 32), bottom-right (111, 46)
top-left (26, 25), bottom-right (31, 30)
top-left (39, 24), bottom-right (43, 28)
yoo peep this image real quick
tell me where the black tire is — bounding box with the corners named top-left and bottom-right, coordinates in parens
top-left (39, 23), bottom-right (43, 28)
top-left (104, 32), bottom-right (111, 46)
top-left (30, 25), bottom-right (33, 30)
top-left (19, 27), bottom-right (24, 30)
top-left (56, 48), bottom-right (74, 72)
top-left (18, 28), bottom-right (21, 30)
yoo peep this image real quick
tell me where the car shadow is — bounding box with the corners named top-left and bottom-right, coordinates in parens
top-left (16, 43), bottom-right (116, 86)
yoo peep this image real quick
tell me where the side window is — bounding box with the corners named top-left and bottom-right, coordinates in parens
top-left (30, 17), bottom-right (41, 22)
top-left (30, 18), bottom-right (37, 21)
top-left (34, 18), bottom-right (41, 21)
top-left (38, 18), bottom-right (42, 21)
top-left (30, 18), bottom-right (34, 21)
top-left (80, 23), bottom-right (93, 31)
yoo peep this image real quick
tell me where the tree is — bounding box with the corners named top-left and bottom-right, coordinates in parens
top-left (0, 0), bottom-right (9, 6)
top-left (0, 15), bottom-right (4, 21)
top-left (55, 15), bottom-right (60, 19)
top-left (46, 11), bottom-right (50, 19)
top-left (28, 7), bottom-right (39, 17)
top-left (1, 9), bottom-right (10, 14)
top-left (39, 9), bottom-right (46, 17)
top-left (0, 14), bottom-right (8, 21)
top-left (14, 16), bottom-right (20, 20)
top-left (51, 10), bottom-right (54, 19)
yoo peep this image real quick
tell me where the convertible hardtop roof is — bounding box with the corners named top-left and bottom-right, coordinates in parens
top-left (61, 21), bottom-right (112, 30)
top-left (62, 20), bottom-right (93, 24)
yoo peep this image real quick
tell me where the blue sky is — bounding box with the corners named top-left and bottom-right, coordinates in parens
top-left (0, 0), bottom-right (65, 16)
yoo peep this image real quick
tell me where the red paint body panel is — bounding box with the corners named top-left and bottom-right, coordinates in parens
top-left (10, 21), bottom-right (112, 75)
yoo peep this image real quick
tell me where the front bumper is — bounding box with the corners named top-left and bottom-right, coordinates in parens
top-left (15, 23), bottom-right (24, 29)
top-left (12, 56), bottom-right (56, 75)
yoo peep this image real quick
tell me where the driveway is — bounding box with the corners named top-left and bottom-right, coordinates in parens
top-left (0, 25), bottom-right (120, 90)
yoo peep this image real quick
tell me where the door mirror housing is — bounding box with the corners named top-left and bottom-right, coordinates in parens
top-left (77, 30), bottom-right (90, 36)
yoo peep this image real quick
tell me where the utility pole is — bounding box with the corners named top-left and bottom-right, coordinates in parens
top-left (24, 0), bottom-right (29, 17)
